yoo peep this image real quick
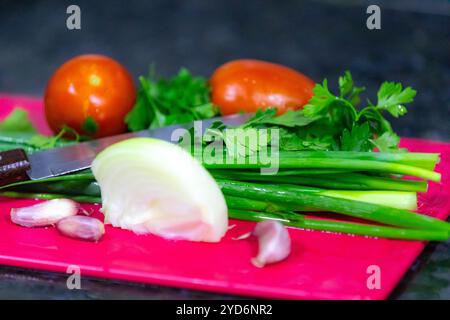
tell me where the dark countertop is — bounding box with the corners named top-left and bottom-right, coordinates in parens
top-left (0, 0), bottom-right (449, 299)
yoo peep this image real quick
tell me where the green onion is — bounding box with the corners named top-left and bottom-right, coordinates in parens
top-left (206, 158), bottom-right (441, 182)
top-left (320, 190), bottom-right (417, 210)
top-left (217, 179), bottom-right (450, 232)
top-left (277, 151), bottom-right (440, 170)
top-left (229, 209), bottom-right (449, 242)
top-left (0, 191), bottom-right (101, 203)
top-left (2, 189), bottom-right (445, 241)
top-left (211, 171), bottom-right (427, 192)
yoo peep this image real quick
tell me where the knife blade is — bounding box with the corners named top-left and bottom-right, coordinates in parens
top-left (0, 113), bottom-right (251, 186)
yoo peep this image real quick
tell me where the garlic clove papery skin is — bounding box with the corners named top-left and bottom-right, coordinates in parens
top-left (92, 138), bottom-right (228, 243)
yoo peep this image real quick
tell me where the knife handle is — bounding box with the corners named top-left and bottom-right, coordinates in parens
top-left (0, 149), bottom-right (31, 187)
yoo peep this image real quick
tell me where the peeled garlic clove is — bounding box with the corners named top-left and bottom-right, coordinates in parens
top-left (10, 199), bottom-right (78, 227)
top-left (57, 216), bottom-right (105, 242)
top-left (251, 220), bottom-right (291, 268)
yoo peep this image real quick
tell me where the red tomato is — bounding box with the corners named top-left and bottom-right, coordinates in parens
top-left (210, 59), bottom-right (315, 115)
top-left (44, 54), bottom-right (136, 138)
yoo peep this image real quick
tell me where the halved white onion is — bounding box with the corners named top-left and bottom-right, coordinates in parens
top-left (92, 138), bottom-right (228, 242)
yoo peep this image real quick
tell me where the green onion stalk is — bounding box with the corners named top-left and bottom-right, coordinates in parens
top-left (0, 146), bottom-right (445, 241)
top-left (210, 171), bottom-right (427, 192)
top-left (274, 151), bottom-right (440, 171)
top-left (228, 209), bottom-right (448, 242)
top-left (4, 176), bottom-right (418, 210)
top-left (1, 188), bottom-right (446, 241)
top-left (217, 179), bottom-right (450, 232)
top-left (204, 158), bottom-right (440, 182)
top-left (0, 174), bottom-right (448, 241)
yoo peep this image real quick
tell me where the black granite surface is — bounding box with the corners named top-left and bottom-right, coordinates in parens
top-left (0, 0), bottom-right (449, 299)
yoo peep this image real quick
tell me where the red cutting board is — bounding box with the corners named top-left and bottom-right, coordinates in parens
top-left (0, 94), bottom-right (449, 300)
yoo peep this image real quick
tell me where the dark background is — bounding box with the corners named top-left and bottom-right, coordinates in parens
top-left (0, 0), bottom-right (449, 299)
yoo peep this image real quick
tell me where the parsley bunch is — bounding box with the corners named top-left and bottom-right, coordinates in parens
top-left (125, 68), bottom-right (220, 131)
top-left (236, 71), bottom-right (416, 152)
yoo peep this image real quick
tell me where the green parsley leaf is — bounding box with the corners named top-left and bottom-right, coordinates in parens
top-left (242, 109), bottom-right (278, 128)
top-left (193, 103), bottom-right (219, 119)
top-left (125, 68), bottom-right (220, 131)
top-left (0, 108), bottom-right (73, 153)
top-left (302, 79), bottom-right (358, 127)
top-left (303, 80), bottom-right (336, 118)
top-left (201, 71), bottom-right (416, 153)
top-left (0, 108), bottom-right (37, 134)
top-left (254, 109), bottom-right (320, 128)
top-left (340, 122), bottom-right (372, 151)
top-left (224, 128), bottom-right (270, 157)
top-left (371, 131), bottom-right (400, 152)
top-left (375, 82), bottom-right (416, 117)
top-left (124, 89), bottom-right (152, 131)
top-left (338, 71), bottom-right (365, 106)
top-left (279, 130), bottom-right (331, 151)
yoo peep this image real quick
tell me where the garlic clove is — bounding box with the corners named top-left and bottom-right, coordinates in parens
top-left (10, 199), bottom-right (78, 228)
top-left (251, 220), bottom-right (291, 268)
top-left (57, 215), bottom-right (105, 242)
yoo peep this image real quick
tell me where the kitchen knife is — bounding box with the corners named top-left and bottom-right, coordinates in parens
top-left (0, 113), bottom-right (251, 187)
